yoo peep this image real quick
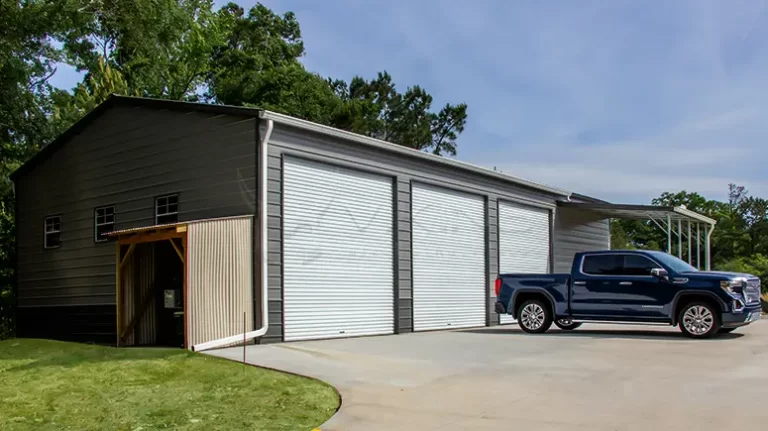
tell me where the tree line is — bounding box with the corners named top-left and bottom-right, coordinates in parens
top-left (612, 184), bottom-right (768, 295)
top-left (0, 0), bottom-right (469, 339)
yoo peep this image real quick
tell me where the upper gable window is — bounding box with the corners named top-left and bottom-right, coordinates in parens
top-left (95, 206), bottom-right (115, 242)
top-left (44, 216), bottom-right (62, 248)
top-left (156, 194), bottom-right (179, 224)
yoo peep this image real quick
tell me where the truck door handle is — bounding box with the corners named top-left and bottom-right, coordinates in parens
top-left (574, 281), bottom-right (586, 285)
top-left (619, 281), bottom-right (633, 286)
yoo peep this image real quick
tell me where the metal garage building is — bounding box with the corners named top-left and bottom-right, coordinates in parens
top-left (11, 96), bottom-right (714, 350)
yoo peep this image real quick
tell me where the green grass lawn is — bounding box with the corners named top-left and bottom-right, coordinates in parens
top-left (0, 339), bottom-right (339, 431)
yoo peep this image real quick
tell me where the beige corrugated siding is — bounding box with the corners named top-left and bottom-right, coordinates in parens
top-left (187, 216), bottom-right (253, 348)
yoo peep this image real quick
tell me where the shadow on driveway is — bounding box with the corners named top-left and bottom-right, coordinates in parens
top-left (459, 326), bottom-right (744, 341)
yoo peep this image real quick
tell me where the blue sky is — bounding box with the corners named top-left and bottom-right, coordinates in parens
top-left (50, 0), bottom-right (768, 203)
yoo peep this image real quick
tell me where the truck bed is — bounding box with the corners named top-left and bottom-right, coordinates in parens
top-left (495, 273), bottom-right (571, 317)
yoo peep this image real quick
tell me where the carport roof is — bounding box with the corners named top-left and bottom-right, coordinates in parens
top-left (557, 201), bottom-right (716, 225)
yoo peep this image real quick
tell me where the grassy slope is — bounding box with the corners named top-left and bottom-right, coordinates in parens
top-left (0, 339), bottom-right (338, 431)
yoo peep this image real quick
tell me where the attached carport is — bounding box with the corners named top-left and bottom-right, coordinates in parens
top-left (557, 201), bottom-right (717, 270)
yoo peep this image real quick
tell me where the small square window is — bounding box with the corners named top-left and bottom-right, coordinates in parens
top-left (156, 194), bottom-right (179, 224)
top-left (95, 206), bottom-right (115, 242)
top-left (44, 216), bottom-right (61, 248)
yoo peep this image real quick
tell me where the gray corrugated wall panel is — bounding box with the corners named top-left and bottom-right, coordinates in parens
top-left (268, 125), bottom-right (561, 206)
top-left (396, 178), bottom-right (412, 333)
top-left (487, 197), bottom-right (499, 325)
top-left (553, 207), bottom-right (610, 273)
top-left (262, 145), bottom-right (283, 343)
top-left (15, 106), bottom-right (258, 343)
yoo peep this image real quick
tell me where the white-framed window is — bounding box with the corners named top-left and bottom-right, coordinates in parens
top-left (95, 206), bottom-right (115, 242)
top-left (44, 215), bottom-right (62, 249)
top-left (156, 194), bottom-right (179, 224)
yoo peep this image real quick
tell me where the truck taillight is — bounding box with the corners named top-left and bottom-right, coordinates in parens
top-left (494, 278), bottom-right (502, 296)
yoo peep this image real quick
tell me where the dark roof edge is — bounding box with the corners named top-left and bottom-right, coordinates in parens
top-left (568, 192), bottom-right (609, 204)
top-left (557, 201), bottom-right (674, 211)
top-left (10, 95), bottom-right (263, 181)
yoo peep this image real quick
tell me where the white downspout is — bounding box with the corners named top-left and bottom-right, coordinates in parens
top-left (192, 119), bottom-right (274, 352)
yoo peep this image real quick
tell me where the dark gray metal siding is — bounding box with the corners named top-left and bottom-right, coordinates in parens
top-left (552, 207), bottom-right (610, 273)
top-left (396, 178), bottom-right (412, 333)
top-left (263, 122), bottom-right (560, 342)
top-left (15, 106), bottom-right (257, 342)
top-left (487, 197), bottom-right (499, 325)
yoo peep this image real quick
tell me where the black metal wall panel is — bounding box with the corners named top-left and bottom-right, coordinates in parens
top-left (15, 106), bottom-right (257, 343)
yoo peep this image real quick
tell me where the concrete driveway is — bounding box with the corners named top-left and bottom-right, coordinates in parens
top-left (208, 321), bottom-right (768, 431)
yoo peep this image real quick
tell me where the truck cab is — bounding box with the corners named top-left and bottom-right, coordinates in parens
top-left (494, 250), bottom-right (762, 338)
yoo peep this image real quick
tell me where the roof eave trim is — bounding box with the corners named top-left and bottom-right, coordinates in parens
top-left (259, 110), bottom-right (571, 197)
top-left (673, 207), bottom-right (717, 225)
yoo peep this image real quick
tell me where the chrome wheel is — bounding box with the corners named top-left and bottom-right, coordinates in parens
top-left (557, 318), bottom-right (573, 326)
top-left (521, 303), bottom-right (545, 330)
top-left (682, 305), bottom-right (714, 335)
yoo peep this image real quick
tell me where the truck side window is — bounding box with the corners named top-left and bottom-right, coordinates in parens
top-left (582, 255), bottom-right (621, 275)
top-left (621, 255), bottom-right (660, 276)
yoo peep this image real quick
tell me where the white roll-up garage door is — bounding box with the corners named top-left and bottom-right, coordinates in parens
top-left (283, 157), bottom-right (394, 341)
top-left (412, 183), bottom-right (486, 331)
top-left (498, 201), bottom-right (550, 324)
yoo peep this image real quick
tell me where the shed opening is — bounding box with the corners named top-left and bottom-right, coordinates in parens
top-left (113, 225), bottom-right (188, 348)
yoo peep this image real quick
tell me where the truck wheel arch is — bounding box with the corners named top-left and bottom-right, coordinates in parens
top-left (511, 289), bottom-right (557, 320)
top-left (670, 291), bottom-right (727, 325)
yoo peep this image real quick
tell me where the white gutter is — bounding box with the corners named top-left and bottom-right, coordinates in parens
top-left (192, 119), bottom-right (274, 352)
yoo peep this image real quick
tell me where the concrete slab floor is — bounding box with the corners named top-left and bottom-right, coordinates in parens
top-left (207, 321), bottom-right (768, 431)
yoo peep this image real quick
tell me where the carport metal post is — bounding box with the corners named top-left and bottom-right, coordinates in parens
top-left (666, 214), bottom-right (672, 254)
top-left (696, 223), bottom-right (701, 269)
top-left (687, 221), bottom-right (692, 264)
top-left (705, 224), bottom-right (713, 271)
top-left (677, 219), bottom-right (682, 259)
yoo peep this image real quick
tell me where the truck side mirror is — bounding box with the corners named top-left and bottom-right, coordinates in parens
top-left (651, 268), bottom-right (669, 280)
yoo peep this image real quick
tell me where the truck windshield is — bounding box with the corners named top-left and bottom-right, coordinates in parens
top-left (646, 251), bottom-right (699, 273)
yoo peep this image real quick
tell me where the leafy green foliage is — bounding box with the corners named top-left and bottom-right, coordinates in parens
top-left (0, 198), bottom-right (14, 340)
top-left (62, 0), bottom-right (221, 100)
top-left (612, 185), bottom-right (768, 281)
top-left (717, 255), bottom-right (768, 295)
top-left (205, 4), bottom-right (467, 154)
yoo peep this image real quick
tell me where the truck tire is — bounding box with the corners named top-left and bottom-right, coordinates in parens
top-left (554, 319), bottom-right (582, 330)
top-left (517, 299), bottom-right (553, 334)
top-left (678, 302), bottom-right (721, 338)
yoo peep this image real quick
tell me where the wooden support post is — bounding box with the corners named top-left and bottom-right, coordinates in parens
top-left (169, 239), bottom-right (184, 263)
top-left (115, 243), bottom-right (121, 347)
top-left (182, 234), bottom-right (189, 350)
top-left (120, 243), bottom-right (136, 269)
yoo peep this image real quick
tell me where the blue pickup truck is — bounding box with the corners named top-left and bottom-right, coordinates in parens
top-left (494, 250), bottom-right (762, 338)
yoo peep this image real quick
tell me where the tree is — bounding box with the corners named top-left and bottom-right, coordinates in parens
top-left (0, 0), bottom-right (80, 339)
top-left (205, 4), bottom-right (468, 156)
top-left (331, 72), bottom-right (468, 155)
top-left (52, 56), bottom-right (134, 128)
top-left (62, 0), bottom-right (221, 100)
top-left (612, 185), bottom-right (768, 272)
top-left (206, 2), bottom-right (304, 105)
